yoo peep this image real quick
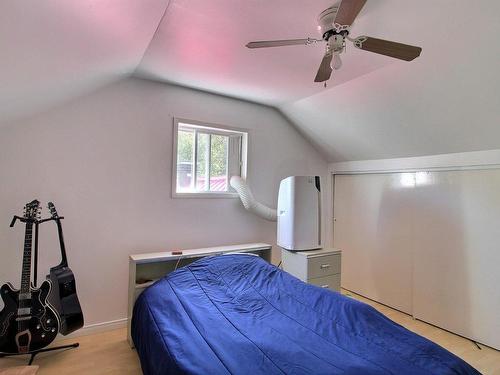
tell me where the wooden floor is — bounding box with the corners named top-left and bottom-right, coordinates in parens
top-left (344, 290), bottom-right (500, 375)
top-left (1, 290), bottom-right (499, 374)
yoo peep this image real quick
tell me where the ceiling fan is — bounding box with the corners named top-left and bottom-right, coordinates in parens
top-left (246, 0), bottom-right (422, 83)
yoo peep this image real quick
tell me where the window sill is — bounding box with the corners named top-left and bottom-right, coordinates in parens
top-left (172, 192), bottom-right (239, 199)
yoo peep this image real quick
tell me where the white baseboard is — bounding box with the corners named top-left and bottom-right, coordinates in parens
top-left (55, 317), bottom-right (128, 341)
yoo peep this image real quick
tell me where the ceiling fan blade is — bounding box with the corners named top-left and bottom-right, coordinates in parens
top-left (314, 52), bottom-right (333, 82)
top-left (334, 0), bottom-right (367, 27)
top-left (246, 38), bottom-right (319, 49)
top-left (353, 36), bottom-right (422, 61)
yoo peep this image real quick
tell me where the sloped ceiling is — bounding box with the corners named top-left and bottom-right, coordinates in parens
top-left (1, 0), bottom-right (499, 162)
top-left (135, 0), bottom-right (394, 105)
top-left (280, 0), bottom-right (500, 161)
top-left (0, 0), bottom-right (168, 123)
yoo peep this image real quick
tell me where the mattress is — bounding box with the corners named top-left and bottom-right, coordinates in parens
top-left (132, 254), bottom-right (480, 375)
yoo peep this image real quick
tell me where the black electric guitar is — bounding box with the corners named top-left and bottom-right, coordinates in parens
top-left (0, 200), bottom-right (59, 354)
top-left (46, 202), bottom-right (84, 335)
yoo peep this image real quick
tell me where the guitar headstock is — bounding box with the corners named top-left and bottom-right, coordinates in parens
top-left (24, 199), bottom-right (41, 221)
top-left (47, 202), bottom-right (59, 219)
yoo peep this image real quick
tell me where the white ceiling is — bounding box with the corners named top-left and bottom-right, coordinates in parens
top-left (281, 0), bottom-right (500, 161)
top-left (0, 0), bottom-right (168, 122)
top-left (135, 0), bottom-right (395, 105)
top-left (1, 0), bottom-right (499, 162)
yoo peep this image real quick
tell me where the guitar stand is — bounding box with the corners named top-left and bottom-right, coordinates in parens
top-left (6, 215), bottom-right (80, 365)
top-left (0, 343), bottom-right (80, 365)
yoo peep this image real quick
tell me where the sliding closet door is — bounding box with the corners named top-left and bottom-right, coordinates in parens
top-left (334, 173), bottom-right (414, 314)
top-left (413, 169), bottom-right (500, 349)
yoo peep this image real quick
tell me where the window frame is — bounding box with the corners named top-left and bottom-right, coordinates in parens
top-left (172, 118), bottom-right (248, 198)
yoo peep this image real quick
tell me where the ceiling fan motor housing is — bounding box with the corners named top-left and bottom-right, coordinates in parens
top-left (317, 4), bottom-right (349, 41)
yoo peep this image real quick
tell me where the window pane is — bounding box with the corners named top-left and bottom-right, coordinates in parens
top-left (176, 130), bottom-right (194, 192)
top-left (175, 122), bottom-right (246, 195)
top-left (196, 133), bottom-right (209, 191)
top-left (210, 135), bottom-right (228, 191)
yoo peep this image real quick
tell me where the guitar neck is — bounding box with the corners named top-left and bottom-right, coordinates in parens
top-left (55, 219), bottom-right (68, 268)
top-left (20, 222), bottom-right (33, 294)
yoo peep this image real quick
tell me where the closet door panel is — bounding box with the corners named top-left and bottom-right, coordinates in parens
top-left (413, 169), bottom-right (500, 349)
top-left (334, 173), bottom-right (414, 313)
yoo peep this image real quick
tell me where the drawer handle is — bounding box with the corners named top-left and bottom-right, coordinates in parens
top-left (320, 264), bottom-right (331, 269)
top-left (321, 284), bottom-right (329, 288)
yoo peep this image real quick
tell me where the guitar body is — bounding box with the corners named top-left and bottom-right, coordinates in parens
top-left (47, 266), bottom-right (83, 335)
top-left (0, 280), bottom-right (59, 354)
top-left (45, 202), bottom-right (84, 336)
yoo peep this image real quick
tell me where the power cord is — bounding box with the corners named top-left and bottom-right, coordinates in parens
top-left (174, 256), bottom-right (182, 271)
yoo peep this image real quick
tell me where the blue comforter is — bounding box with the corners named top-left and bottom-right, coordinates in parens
top-left (132, 254), bottom-right (479, 375)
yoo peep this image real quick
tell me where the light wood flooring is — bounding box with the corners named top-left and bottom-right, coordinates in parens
top-left (1, 290), bottom-right (499, 374)
top-left (344, 290), bottom-right (500, 375)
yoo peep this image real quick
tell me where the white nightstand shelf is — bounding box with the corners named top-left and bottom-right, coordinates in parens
top-left (281, 248), bottom-right (341, 292)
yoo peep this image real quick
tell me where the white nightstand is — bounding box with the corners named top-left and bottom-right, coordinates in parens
top-left (281, 248), bottom-right (341, 291)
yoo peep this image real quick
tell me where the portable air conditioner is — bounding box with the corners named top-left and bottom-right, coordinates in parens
top-left (277, 176), bottom-right (322, 251)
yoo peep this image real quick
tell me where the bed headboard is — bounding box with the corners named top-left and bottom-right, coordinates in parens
top-left (127, 243), bottom-right (272, 347)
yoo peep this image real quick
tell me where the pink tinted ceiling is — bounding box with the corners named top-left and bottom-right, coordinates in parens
top-left (136, 0), bottom-right (396, 105)
top-left (0, 0), bottom-right (424, 124)
top-left (0, 0), bottom-right (168, 124)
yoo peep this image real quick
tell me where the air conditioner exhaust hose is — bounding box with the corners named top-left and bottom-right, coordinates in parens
top-left (230, 176), bottom-right (277, 222)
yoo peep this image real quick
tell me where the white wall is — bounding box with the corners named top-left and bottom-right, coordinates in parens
top-left (0, 77), bottom-right (328, 330)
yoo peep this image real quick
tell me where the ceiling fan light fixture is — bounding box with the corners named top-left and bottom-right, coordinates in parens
top-left (331, 53), bottom-right (342, 70)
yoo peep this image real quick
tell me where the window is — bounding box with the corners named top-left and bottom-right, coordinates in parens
top-left (173, 119), bottom-right (248, 197)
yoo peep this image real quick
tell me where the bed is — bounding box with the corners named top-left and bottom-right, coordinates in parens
top-left (132, 254), bottom-right (480, 375)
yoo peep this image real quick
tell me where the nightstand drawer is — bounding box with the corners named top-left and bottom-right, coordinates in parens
top-left (308, 274), bottom-right (341, 292)
top-left (308, 254), bottom-right (341, 278)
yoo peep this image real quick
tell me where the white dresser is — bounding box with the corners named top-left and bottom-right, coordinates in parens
top-left (281, 248), bottom-right (341, 291)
